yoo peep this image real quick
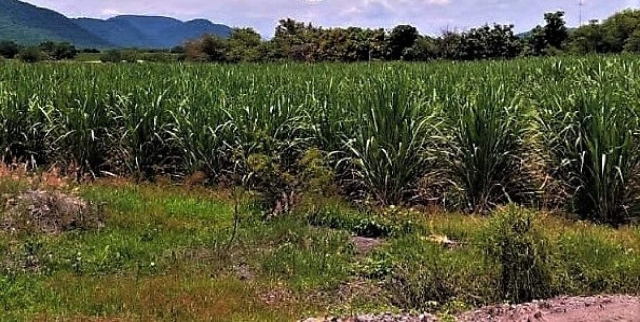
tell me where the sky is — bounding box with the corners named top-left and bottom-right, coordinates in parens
top-left (25, 0), bottom-right (640, 37)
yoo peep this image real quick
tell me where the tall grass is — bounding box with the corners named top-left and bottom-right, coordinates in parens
top-left (537, 64), bottom-right (640, 224)
top-left (0, 58), bottom-right (640, 221)
top-left (442, 79), bottom-right (532, 213)
top-left (342, 70), bottom-right (436, 205)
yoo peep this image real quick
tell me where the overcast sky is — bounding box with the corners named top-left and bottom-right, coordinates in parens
top-left (25, 0), bottom-right (639, 37)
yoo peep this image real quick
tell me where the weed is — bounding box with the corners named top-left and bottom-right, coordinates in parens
top-left (484, 205), bottom-right (554, 303)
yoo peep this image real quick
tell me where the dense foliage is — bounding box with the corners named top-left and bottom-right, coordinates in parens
top-left (181, 10), bottom-right (639, 63)
top-left (1, 56), bottom-right (640, 225)
top-left (0, 40), bottom-right (77, 61)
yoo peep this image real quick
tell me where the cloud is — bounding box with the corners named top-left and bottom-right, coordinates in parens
top-left (101, 8), bottom-right (123, 17)
top-left (428, 0), bottom-right (452, 6)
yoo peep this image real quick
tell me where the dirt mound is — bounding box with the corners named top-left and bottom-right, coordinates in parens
top-left (458, 295), bottom-right (640, 322)
top-left (2, 190), bottom-right (103, 234)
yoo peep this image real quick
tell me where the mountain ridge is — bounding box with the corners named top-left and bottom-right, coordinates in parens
top-left (0, 0), bottom-right (233, 48)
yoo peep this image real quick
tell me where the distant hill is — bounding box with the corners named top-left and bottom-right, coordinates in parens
top-left (0, 0), bottom-right (112, 47)
top-left (74, 15), bottom-right (233, 49)
top-left (0, 0), bottom-right (233, 48)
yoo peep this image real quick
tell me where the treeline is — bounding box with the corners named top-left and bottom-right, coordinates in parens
top-left (0, 41), bottom-right (81, 62)
top-left (4, 9), bottom-right (640, 63)
top-left (185, 10), bottom-right (640, 63)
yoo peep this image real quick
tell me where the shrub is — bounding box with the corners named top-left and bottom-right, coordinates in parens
top-left (386, 238), bottom-right (494, 311)
top-left (17, 47), bottom-right (42, 63)
top-left (485, 205), bottom-right (554, 303)
top-left (0, 40), bottom-right (19, 59)
top-left (39, 41), bottom-right (77, 60)
top-left (306, 206), bottom-right (415, 238)
top-left (100, 50), bottom-right (122, 63)
top-left (245, 149), bottom-right (335, 216)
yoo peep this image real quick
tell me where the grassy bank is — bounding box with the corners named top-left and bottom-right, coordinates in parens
top-left (0, 175), bottom-right (638, 321)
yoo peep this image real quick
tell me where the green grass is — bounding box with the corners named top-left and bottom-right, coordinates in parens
top-left (0, 176), bottom-right (639, 321)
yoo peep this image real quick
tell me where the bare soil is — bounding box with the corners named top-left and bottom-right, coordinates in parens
top-left (303, 295), bottom-right (640, 322)
top-left (2, 190), bottom-right (103, 234)
top-left (351, 236), bottom-right (385, 255)
top-left (458, 295), bottom-right (640, 322)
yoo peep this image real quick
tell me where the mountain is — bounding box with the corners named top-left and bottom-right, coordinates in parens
top-left (0, 0), bottom-right (233, 48)
top-left (72, 18), bottom-right (157, 49)
top-left (74, 15), bottom-right (233, 48)
top-left (0, 0), bottom-right (112, 47)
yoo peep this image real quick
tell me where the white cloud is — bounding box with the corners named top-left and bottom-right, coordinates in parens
top-left (101, 8), bottom-right (123, 17)
top-left (428, 0), bottom-right (452, 6)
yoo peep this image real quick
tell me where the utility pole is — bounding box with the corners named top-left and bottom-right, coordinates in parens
top-left (579, 0), bottom-right (584, 26)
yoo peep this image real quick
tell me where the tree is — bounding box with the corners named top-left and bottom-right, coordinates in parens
top-left (38, 41), bottom-right (56, 55)
top-left (39, 41), bottom-right (77, 60)
top-left (544, 11), bottom-right (568, 49)
top-left (0, 41), bottom-right (19, 59)
top-left (403, 36), bottom-right (438, 61)
top-left (53, 42), bottom-right (77, 60)
top-left (568, 20), bottom-right (608, 54)
top-left (82, 48), bottom-right (101, 54)
top-left (524, 26), bottom-right (548, 56)
top-left (456, 24), bottom-right (522, 60)
top-left (271, 18), bottom-right (318, 60)
top-left (624, 28), bottom-right (640, 52)
top-left (438, 29), bottom-right (463, 60)
top-left (386, 25), bottom-right (419, 60)
top-left (201, 35), bottom-right (229, 62)
top-left (226, 28), bottom-right (263, 62)
top-left (601, 10), bottom-right (640, 52)
top-left (184, 35), bottom-right (229, 62)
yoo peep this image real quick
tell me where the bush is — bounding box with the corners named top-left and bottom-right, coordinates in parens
top-left (100, 50), bottom-right (123, 63)
top-left (0, 40), bottom-right (19, 59)
top-left (386, 238), bottom-right (494, 311)
top-left (82, 48), bottom-right (101, 54)
top-left (17, 47), bottom-right (42, 63)
top-left (245, 149), bottom-right (335, 216)
top-left (306, 206), bottom-right (416, 238)
top-left (485, 205), bottom-right (555, 303)
top-left (139, 52), bottom-right (176, 63)
top-left (39, 41), bottom-right (77, 60)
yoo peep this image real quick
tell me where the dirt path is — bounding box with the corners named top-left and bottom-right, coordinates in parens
top-left (302, 295), bottom-right (640, 322)
top-left (459, 295), bottom-right (640, 322)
